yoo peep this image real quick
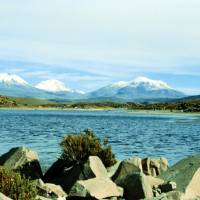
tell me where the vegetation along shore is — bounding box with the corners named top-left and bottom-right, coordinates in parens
top-left (0, 95), bottom-right (200, 113)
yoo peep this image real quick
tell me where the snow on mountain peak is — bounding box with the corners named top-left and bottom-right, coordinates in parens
top-left (0, 73), bottom-right (28, 86)
top-left (109, 76), bottom-right (172, 90)
top-left (111, 81), bottom-right (129, 88)
top-left (132, 76), bottom-right (172, 90)
top-left (35, 79), bottom-right (74, 93)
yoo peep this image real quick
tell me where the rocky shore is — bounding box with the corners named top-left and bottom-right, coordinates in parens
top-left (0, 147), bottom-right (200, 200)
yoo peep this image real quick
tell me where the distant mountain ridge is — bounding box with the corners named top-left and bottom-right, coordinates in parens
top-left (88, 76), bottom-right (185, 100)
top-left (0, 73), bottom-right (187, 101)
top-left (0, 73), bottom-right (85, 100)
top-left (0, 73), bottom-right (29, 86)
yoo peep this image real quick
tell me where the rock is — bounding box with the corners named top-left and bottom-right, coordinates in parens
top-left (165, 191), bottom-right (183, 200)
top-left (142, 157), bottom-right (169, 177)
top-left (112, 157), bottom-right (142, 182)
top-left (114, 172), bottom-right (154, 200)
top-left (0, 193), bottom-right (12, 200)
top-left (145, 175), bottom-right (165, 188)
top-left (43, 156), bottom-right (109, 192)
top-left (107, 160), bottom-right (121, 178)
top-left (157, 181), bottom-right (176, 193)
top-left (69, 177), bottom-right (123, 199)
top-left (36, 179), bottom-right (67, 199)
top-left (0, 147), bottom-right (43, 179)
top-left (159, 155), bottom-right (200, 199)
top-left (35, 196), bottom-right (52, 200)
top-left (144, 191), bottom-right (183, 200)
top-left (43, 159), bottom-right (82, 192)
top-left (44, 183), bottom-right (67, 199)
top-left (82, 156), bottom-right (109, 178)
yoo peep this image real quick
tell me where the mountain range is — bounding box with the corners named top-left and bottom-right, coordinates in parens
top-left (0, 73), bottom-right (186, 102)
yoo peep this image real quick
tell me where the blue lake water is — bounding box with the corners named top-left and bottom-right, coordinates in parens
top-left (0, 109), bottom-right (199, 169)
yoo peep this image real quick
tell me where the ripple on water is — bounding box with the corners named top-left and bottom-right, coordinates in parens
top-left (0, 110), bottom-right (199, 169)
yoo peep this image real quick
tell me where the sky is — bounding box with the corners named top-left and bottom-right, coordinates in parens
top-left (0, 0), bottom-right (200, 94)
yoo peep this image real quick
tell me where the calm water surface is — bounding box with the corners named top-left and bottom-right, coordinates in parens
top-left (0, 109), bottom-right (199, 169)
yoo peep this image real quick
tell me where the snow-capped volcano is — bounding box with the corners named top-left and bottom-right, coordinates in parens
top-left (0, 73), bottom-right (185, 101)
top-left (89, 76), bottom-right (185, 100)
top-left (0, 73), bottom-right (29, 86)
top-left (130, 76), bottom-right (172, 90)
top-left (0, 74), bottom-right (85, 100)
top-left (35, 79), bottom-right (73, 93)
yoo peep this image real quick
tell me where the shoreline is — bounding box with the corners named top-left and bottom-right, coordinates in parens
top-left (0, 106), bottom-right (200, 116)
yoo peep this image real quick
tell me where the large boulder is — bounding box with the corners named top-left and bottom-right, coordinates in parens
top-left (69, 177), bottom-right (123, 199)
top-left (0, 147), bottom-right (43, 179)
top-left (159, 155), bottom-right (200, 200)
top-left (112, 157), bottom-right (142, 182)
top-left (142, 157), bottom-right (169, 177)
top-left (114, 172), bottom-right (154, 200)
top-left (82, 156), bottom-right (109, 178)
top-left (0, 193), bottom-right (12, 200)
top-left (43, 156), bottom-right (109, 192)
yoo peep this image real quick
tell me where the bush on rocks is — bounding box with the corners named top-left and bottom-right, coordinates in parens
top-left (60, 129), bottom-right (117, 167)
top-left (0, 166), bottom-right (37, 200)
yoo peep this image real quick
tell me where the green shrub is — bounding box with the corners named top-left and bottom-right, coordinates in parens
top-left (0, 166), bottom-right (37, 200)
top-left (60, 129), bottom-right (117, 167)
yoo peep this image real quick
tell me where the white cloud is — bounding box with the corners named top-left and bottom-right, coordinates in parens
top-left (0, 0), bottom-right (200, 73)
top-left (0, 0), bottom-right (199, 93)
top-left (176, 87), bottom-right (200, 95)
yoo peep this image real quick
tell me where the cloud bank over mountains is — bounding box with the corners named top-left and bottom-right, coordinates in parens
top-left (0, 1), bottom-right (200, 94)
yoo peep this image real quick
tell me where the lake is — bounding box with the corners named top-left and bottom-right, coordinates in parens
top-left (0, 109), bottom-right (199, 169)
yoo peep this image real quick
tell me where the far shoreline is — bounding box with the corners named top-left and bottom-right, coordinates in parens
top-left (0, 106), bottom-right (200, 116)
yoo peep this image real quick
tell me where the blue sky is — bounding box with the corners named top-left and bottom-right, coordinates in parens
top-left (0, 0), bottom-right (200, 94)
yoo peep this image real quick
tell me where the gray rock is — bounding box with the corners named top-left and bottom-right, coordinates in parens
top-left (69, 177), bottom-right (123, 199)
top-left (0, 147), bottom-right (43, 179)
top-left (107, 160), bottom-right (121, 178)
top-left (36, 179), bottom-right (67, 199)
top-left (145, 191), bottom-right (183, 200)
top-left (112, 157), bottom-right (142, 182)
top-left (43, 156), bottom-right (109, 193)
top-left (142, 157), bottom-right (169, 177)
top-left (157, 181), bottom-right (176, 193)
top-left (165, 191), bottom-right (183, 200)
top-left (114, 172), bottom-right (154, 200)
top-left (0, 193), bottom-right (12, 200)
top-left (145, 175), bottom-right (165, 188)
top-left (82, 156), bottom-right (109, 179)
top-left (35, 196), bottom-right (52, 200)
top-left (159, 155), bottom-right (200, 199)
